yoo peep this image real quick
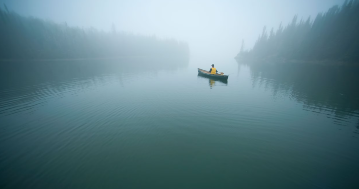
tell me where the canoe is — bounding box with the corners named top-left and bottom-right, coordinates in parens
top-left (197, 74), bottom-right (228, 84)
top-left (198, 68), bottom-right (228, 80)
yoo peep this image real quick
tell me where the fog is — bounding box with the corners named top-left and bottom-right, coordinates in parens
top-left (2, 1), bottom-right (359, 188)
top-left (1, 0), bottom-right (345, 58)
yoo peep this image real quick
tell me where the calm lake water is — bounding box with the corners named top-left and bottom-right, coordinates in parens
top-left (1, 57), bottom-right (359, 189)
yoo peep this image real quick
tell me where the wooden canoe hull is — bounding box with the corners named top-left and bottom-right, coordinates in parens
top-left (198, 68), bottom-right (228, 80)
top-left (197, 74), bottom-right (228, 84)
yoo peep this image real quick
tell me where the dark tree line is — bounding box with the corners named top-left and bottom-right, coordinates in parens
top-left (0, 6), bottom-right (189, 60)
top-left (236, 0), bottom-right (359, 65)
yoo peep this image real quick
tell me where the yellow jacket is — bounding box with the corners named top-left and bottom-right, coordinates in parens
top-left (210, 67), bottom-right (217, 74)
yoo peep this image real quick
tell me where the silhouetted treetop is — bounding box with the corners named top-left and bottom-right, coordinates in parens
top-left (236, 0), bottom-right (359, 65)
top-left (0, 6), bottom-right (189, 60)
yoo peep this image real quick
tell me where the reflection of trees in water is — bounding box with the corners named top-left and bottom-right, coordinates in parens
top-left (249, 64), bottom-right (359, 129)
top-left (0, 57), bottom-right (189, 115)
top-left (0, 57), bottom-right (188, 89)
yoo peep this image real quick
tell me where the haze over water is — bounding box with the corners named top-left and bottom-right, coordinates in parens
top-left (1, 0), bottom-right (359, 188)
top-left (1, 0), bottom-right (346, 57)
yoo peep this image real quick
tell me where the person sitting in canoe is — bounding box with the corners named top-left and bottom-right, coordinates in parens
top-left (209, 64), bottom-right (218, 74)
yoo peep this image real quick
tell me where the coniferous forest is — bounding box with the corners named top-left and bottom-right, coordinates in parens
top-left (0, 5), bottom-right (189, 60)
top-left (236, 0), bottom-right (359, 66)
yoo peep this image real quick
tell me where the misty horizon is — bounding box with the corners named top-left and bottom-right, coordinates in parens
top-left (0, 0), bottom-right (345, 57)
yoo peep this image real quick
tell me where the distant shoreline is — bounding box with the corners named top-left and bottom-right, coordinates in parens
top-left (235, 57), bottom-right (359, 67)
top-left (0, 55), bottom-right (189, 62)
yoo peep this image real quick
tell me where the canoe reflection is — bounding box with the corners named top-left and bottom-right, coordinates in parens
top-left (197, 73), bottom-right (228, 88)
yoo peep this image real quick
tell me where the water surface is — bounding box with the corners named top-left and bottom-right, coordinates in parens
top-left (1, 57), bottom-right (359, 189)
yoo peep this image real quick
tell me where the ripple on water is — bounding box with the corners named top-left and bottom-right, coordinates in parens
top-left (1, 63), bottom-right (359, 188)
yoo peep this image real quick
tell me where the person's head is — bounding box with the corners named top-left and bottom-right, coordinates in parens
top-left (211, 64), bottom-right (214, 67)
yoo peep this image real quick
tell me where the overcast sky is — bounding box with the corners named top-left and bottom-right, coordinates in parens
top-left (1, 0), bottom-right (345, 57)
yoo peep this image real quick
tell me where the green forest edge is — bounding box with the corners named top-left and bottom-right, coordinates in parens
top-left (0, 4), bottom-right (189, 61)
top-left (236, 0), bottom-right (359, 66)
